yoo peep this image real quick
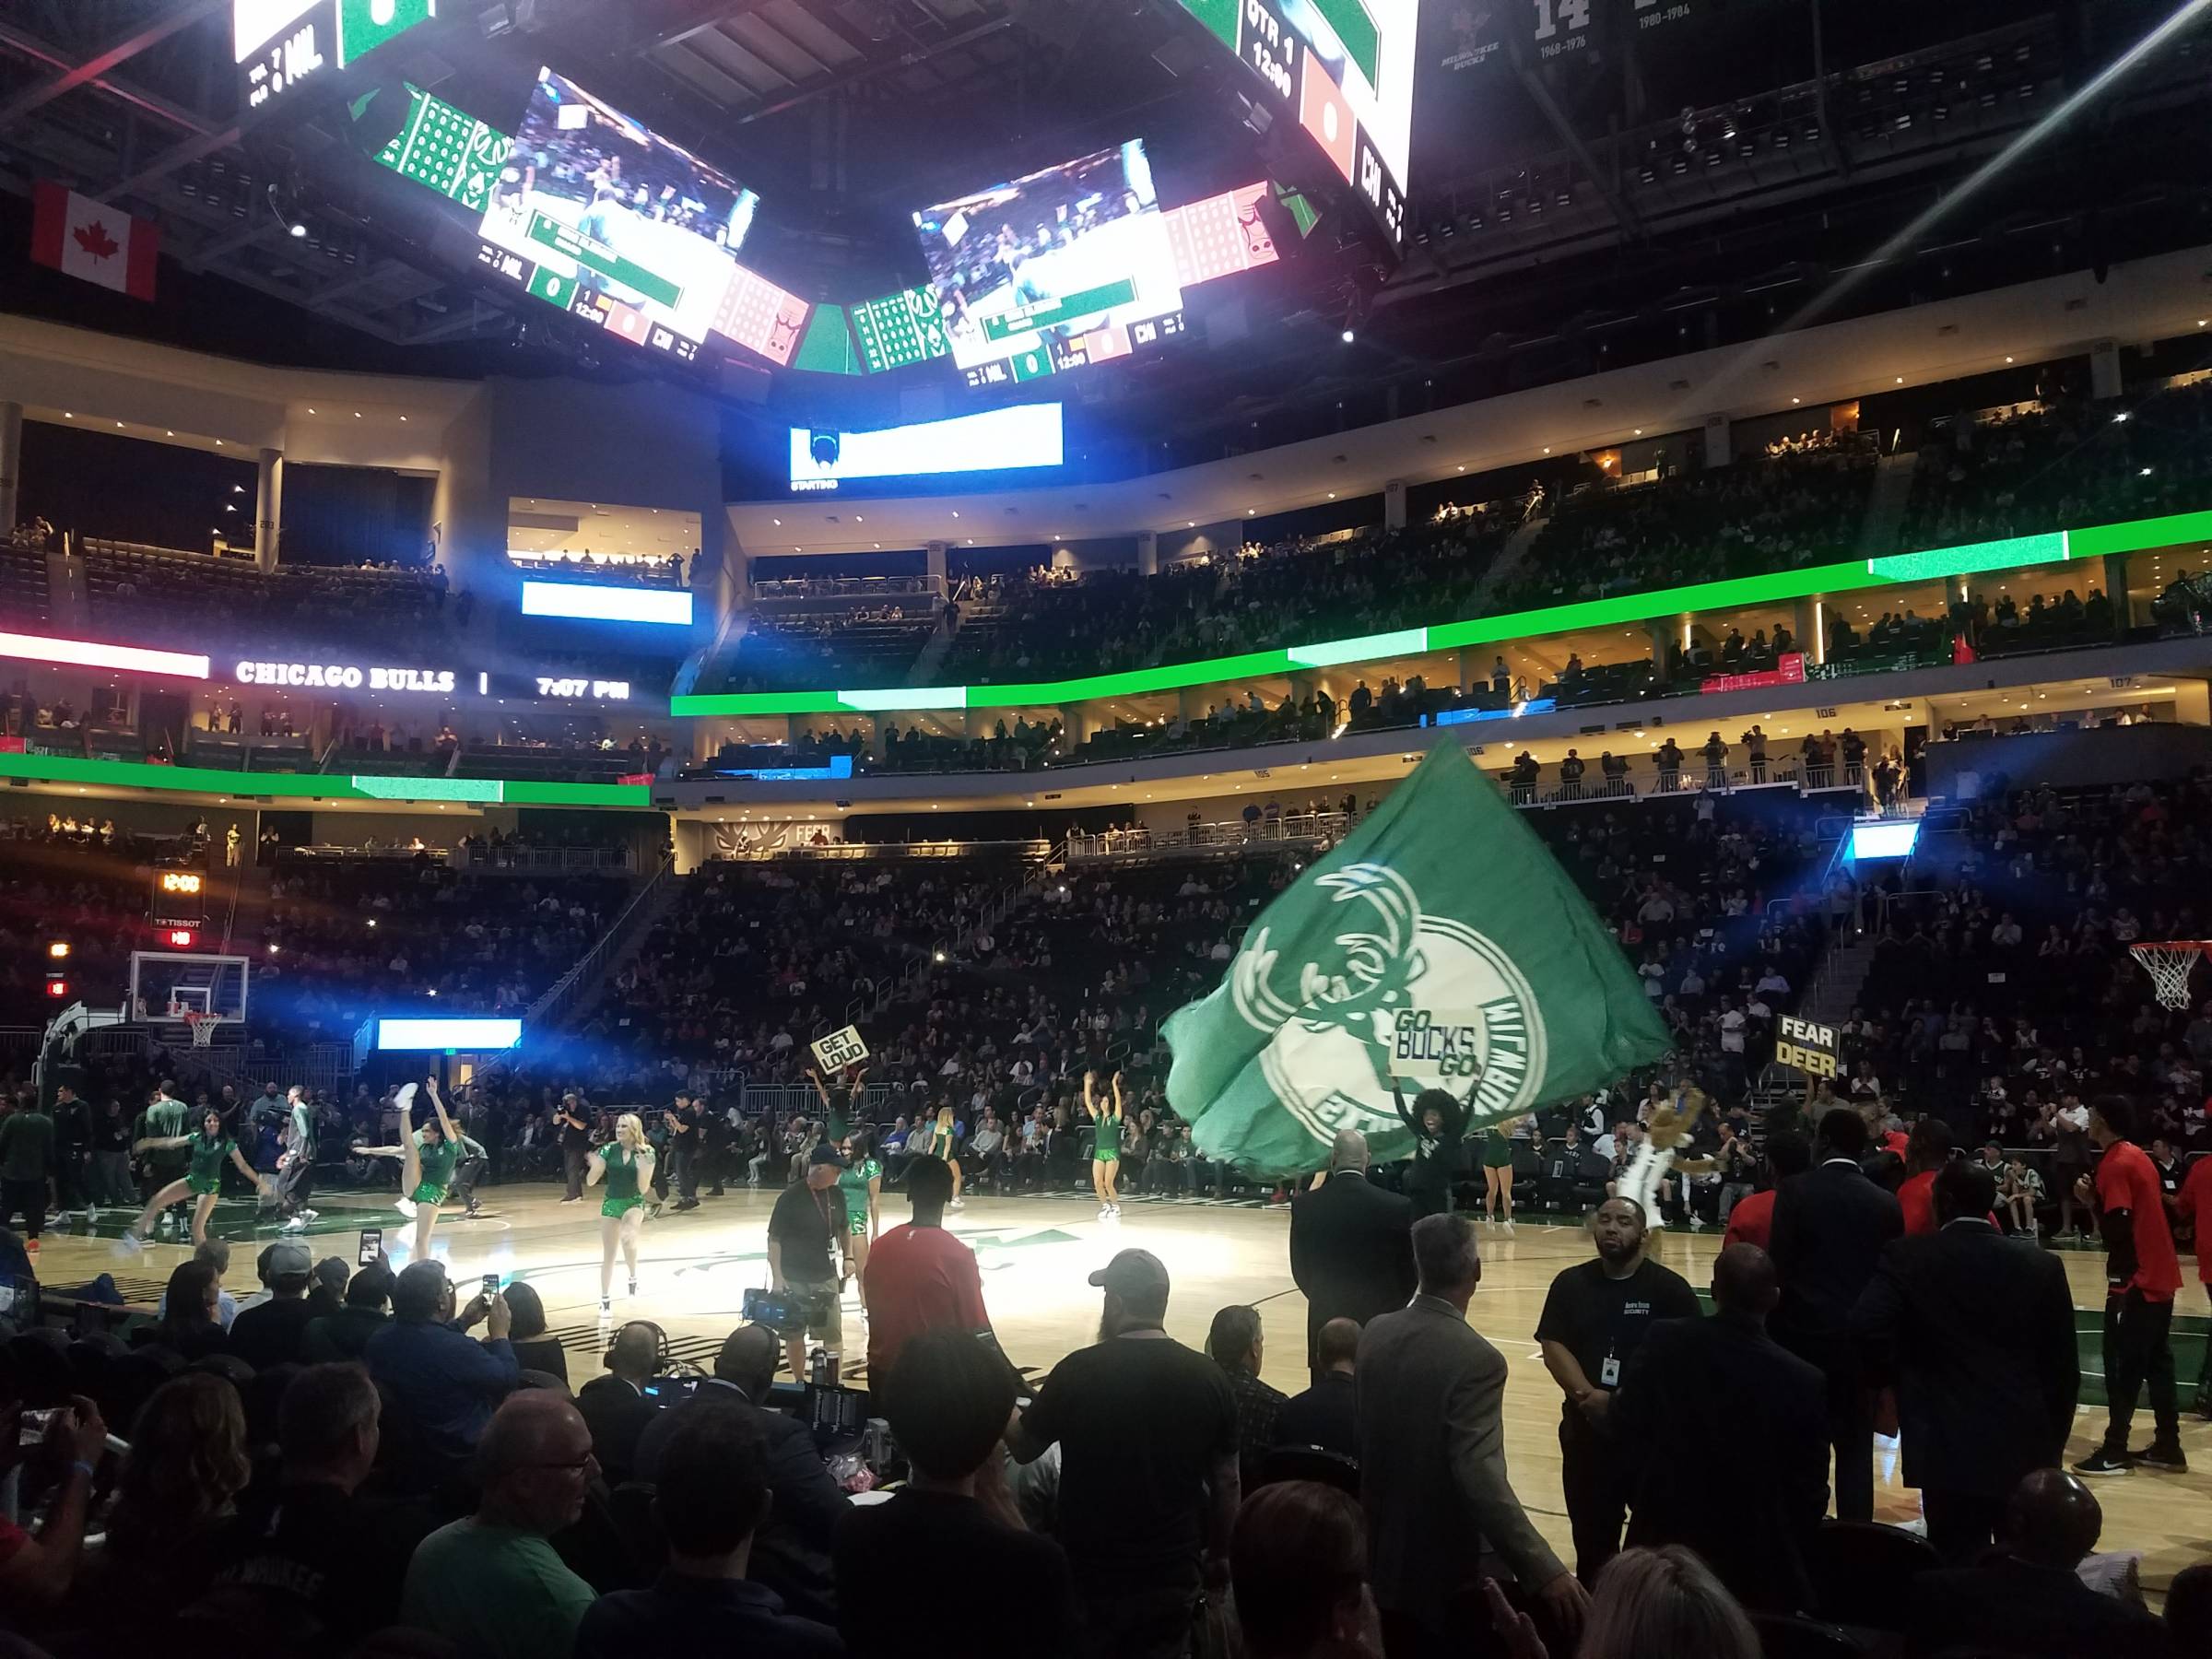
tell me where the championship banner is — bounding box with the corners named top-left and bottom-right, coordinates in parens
top-left (810, 1025), bottom-right (869, 1072)
top-left (1163, 740), bottom-right (1672, 1176)
top-left (1774, 1013), bottom-right (1838, 1079)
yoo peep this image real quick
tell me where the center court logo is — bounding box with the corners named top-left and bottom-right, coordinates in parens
top-left (1229, 862), bottom-right (1546, 1146)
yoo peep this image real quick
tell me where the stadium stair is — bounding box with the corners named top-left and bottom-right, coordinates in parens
top-left (222, 857), bottom-right (276, 957)
top-left (46, 546), bottom-right (88, 631)
top-left (1853, 449), bottom-right (1920, 559)
top-left (530, 858), bottom-right (683, 1031)
top-left (905, 611), bottom-right (958, 686)
top-left (1470, 510), bottom-right (1550, 603)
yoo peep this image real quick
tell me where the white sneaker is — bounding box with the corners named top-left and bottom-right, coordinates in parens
top-left (114, 1232), bottom-right (146, 1255)
top-left (394, 1197), bottom-right (418, 1219)
top-left (599, 1296), bottom-right (611, 1315)
top-left (280, 1216), bottom-right (307, 1233)
top-left (1098, 1205), bottom-right (1112, 1220)
top-left (1688, 1217), bottom-right (1706, 1231)
top-left (300, 1208), bottom-right (318, 1221)
top-left (948, 1197), bottom-right (965, 1211)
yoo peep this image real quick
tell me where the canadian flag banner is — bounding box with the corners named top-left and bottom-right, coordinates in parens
top-left (30, 182), bottom-right (159, 300)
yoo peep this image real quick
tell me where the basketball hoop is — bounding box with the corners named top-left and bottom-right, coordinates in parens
top-left (2130, 941), bottom-right (2212, 1012)
top-left (182, 1011), bottom-right (220, 1048)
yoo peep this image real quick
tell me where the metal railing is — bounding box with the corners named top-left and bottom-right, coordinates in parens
top-left (713, 839), bottom-right (1051, 865)
top-left (452, 844), bottom-right (637, 875)
top-left (1508, 760), bottom-right (1866, 806)
top-left (1066, 812), bottom-right (1349, 861)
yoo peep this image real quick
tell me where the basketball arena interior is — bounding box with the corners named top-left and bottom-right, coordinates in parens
top-left (0, 1), bottom-right (2210, 1654)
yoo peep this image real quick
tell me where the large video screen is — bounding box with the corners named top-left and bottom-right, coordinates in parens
top-left (788, 404), bottom-right (1065, 492)
top-left (1171, 0), bottom-right (1416, 241)
top-left (478, 67), bottom-right (761, 359)
top-left (912, 141), bottom-right (1183, 388)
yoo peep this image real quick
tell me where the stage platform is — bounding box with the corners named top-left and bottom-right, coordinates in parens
top-left (31, 1181), bottom-right (2212, 1595)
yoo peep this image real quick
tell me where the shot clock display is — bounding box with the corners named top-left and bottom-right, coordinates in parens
top-left (912, 141), bottom-right (1184, 388)
top-left (477, 67), bottom-right (769, 363)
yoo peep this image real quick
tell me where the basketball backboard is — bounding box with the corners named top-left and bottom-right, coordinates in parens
top-left (128, 951), bottom-right (250, 1028)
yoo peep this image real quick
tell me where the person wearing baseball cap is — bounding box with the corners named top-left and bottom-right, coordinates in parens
top-left (228, 1238), bottom-right (317, 1371)
top-left (1009, 1246), bottom-right (1239, 1656)
top-left (766, 1143), bottom-right (851, 1383)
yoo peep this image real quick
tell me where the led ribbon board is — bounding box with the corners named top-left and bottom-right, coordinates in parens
top-left (520, 581), bottom-right (694, 626)
top-left (377, 1017), bottom-right (522, 1051)
top-left (675, 508), bottom-right (2208, 716)
top-left (789, 405), bottom-right (1064, 490)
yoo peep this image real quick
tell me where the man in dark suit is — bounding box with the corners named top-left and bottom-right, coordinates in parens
top-left (1292, 1129), bottom-right (1416, 1374)
top-left (1853, 1159), bottom-right (2079, 1564)
top-left (576, 1322), bottom-right (663, 1485)
top-left (1904, 1470), bottom-right (2168, 1658)
top-left (1769, 1106), bottom-right (1903, 1521)
top-left (632, 1324), bottom-right (849, 1625)
top-left (1272, 1314), bottom-right (1359, 1458)
top-left (1608, 1243), bottom-right (1829, 1614)
top-left (1355, 1212), bottom-right (1586, 1658)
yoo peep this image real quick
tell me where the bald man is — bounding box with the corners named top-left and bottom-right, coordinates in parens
top-left (1288, 1129), bottom-right (1416, 1375)
top-left (1904, 1470), bottom-right (2167, 1658)
top-left (1607, 1244), bottom-right (1830, 1614)
top-left (401, 1394), bottom-right (599, 1659)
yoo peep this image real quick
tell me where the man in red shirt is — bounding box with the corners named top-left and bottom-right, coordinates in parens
top-left (862, 1153), bottom-right (994, 1385)
top-left (1896, 1121), bottom-right (1954, 1238)
top-left (1723, 1132), bottom-right (1809, 1253)
top-left (2072, 1099), bottom-right (2185, 1476)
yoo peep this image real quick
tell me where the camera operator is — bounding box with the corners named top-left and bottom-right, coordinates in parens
top-left (767, 1145), bottom-right (851, 1383)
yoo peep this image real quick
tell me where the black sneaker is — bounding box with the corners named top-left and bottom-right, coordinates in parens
top-left (2071, 1448), bottom-right (2134, 1477)
top-left (2129, 1442), bottom-right (2187, 1474)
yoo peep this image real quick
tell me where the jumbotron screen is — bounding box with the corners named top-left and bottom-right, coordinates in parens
top-left (477, 67), bottom-right (764, 361)
top-left (912, 141), bottom-right (1185, 388)
top-left (1173, 0), bottom-right (1417, 241)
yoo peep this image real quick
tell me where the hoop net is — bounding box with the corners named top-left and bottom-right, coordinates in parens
top-left (182, 1011), bottom-right (220, 1048)
top-left (2130, 941), bottom-right (2212, 1011)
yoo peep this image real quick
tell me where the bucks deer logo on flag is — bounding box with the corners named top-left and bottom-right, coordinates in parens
top-left (1163, 741), bottom-right (1674, 1177)
top-left (31, 182), bottom-right (159, 301)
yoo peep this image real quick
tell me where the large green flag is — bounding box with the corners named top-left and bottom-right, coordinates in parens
top-left (1163, 740), bottom-right (1671, 1177)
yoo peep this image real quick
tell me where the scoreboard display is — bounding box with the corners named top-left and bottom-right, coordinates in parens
top-left (371, 84), bottom-right (510, 214)
top-left (1166, 0), bottom-right (1417, 245)
top-left (235, 0), bottom-right (437, 112)
top-left (853, 287), bottom-right (953, 375)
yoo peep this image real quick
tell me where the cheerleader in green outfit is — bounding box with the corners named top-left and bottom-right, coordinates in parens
top-left (1084, 1069), bottom-right (1124, 1219)
top-left (1480, 1114), bottom-right (1527, 1229)
top-left (356, 1077), bottom-right (465, 1264)
top-left (587, 1112), bottom-right (655, 1313)
top-left (838, 1130), bottom-right (883, 1287)
top-left (119, 1107), bottom-right (269, 1250)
